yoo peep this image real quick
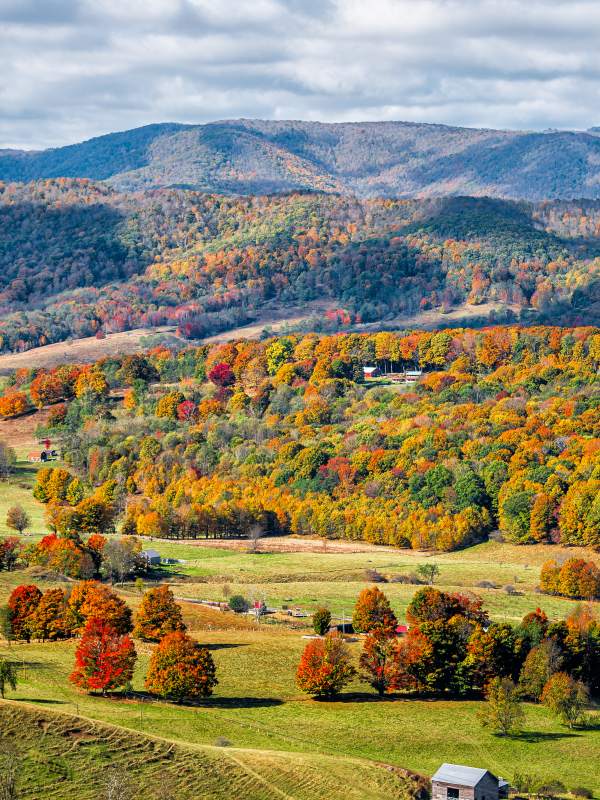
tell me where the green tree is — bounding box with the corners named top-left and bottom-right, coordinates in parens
top-left (541, 672), bottom-right (589, 729)
top-left (416, 563), bottom-right (440, 585)
top-left (518, 640), bottom-right (562, 700)
top-left (478, 677), bottom-right (524, 736)
top-left (312, 607), bottom-right (332, 636)
top-left (0, 657), bottom-right (18, 698)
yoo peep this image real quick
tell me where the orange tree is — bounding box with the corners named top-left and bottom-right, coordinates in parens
top-left (7, 584), bottom-right (42, 642)
top-left (0, 392), bottom-right (28, 418)
top-left (359, 627), bottom-right (404, 697)
top-left (296, 632), bottom-right (356, 699)
top-left (66, 581), bottom-right (132, 634)
top-left (352, 586), bottom-right (397, 635)
top-left (70, 618), bottom-right (136, 695)
top-left (28, 588), bottom-right (71, 641)
top-left (145, 632), bottom-right (217, 702)
top-left (133, 585), bottom-right (186, 642)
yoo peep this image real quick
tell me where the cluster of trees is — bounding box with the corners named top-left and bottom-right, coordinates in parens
top-left (540, 558), bottom-right (600, 599)
top-left (296, 587), bottom-right (599, 718)
top-left (3, 181), bottom-right (600, 352)
top-left (2, 581), bottom-right (218, 703)
top-left (9, 325), bottom-right (600, 552)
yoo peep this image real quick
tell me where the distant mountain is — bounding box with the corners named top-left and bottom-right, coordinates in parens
top-left (3, 120), bottom-right (600, 200)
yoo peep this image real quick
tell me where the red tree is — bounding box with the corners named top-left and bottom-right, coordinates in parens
top-left (207, 362), bottom-right (235, 387)
top-left (359, 628), bottom-right (404, 696)
top-left (7, 584), bottom-right (42, 641)
top-left (145, 632), bottom-right (217, 701)
top-left (70, 618), bottom-right (136, 695)
top-left (133, 585), bottom-right (186, 642)
top-left (177, 400), bottom-right (198, 422)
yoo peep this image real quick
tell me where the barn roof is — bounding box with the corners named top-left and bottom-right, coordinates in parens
top-left (141, 549), bottom-right (161, 559)
top-left (432, 764), bottom-right (496, 787)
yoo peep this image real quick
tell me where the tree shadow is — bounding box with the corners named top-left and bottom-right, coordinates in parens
top-left (313, 691), bottom-right (392, 703)
top-left (126, 691), bottom-right (283, 709)
top-left (204, 643), bottom-right (248, 651)
top-left (508, 731), bottom-right (580, 743)
top-left (196, 697), bottom-right (283, 709)
top-left (15, 698), bottom-right (68, 705)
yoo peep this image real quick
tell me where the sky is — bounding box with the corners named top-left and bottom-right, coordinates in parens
top-left (2, 0), bottom-right (600, 150)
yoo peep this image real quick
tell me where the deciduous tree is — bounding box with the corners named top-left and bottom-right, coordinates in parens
top-left (352, 586), bottom-right (397, 635)
top-left (133, 585), bottom-right (186, 642)
top-left (478, 677), bottom-right (525, 736)
top-left (296, 632), bottom-right (356, 698)
top-left (145, 632), bottom-right (217, 702)
top-left (70, 618), bottom-right (136, 695)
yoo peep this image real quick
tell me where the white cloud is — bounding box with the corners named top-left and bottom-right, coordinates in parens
top-left (0, 0), bottom-right (599, 149)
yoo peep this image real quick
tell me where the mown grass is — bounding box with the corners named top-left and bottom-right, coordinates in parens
top-left (0, 462), bottom-right (46, 536)
top-left (1, 600), bottom-right (598, 797)
top-left (149, 538), bottom-right (597, 623)
top-left (0, 702), bottom-right (422, 800)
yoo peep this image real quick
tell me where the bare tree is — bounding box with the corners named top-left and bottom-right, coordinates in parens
top-left (247, 524), bottom-right (264, 554)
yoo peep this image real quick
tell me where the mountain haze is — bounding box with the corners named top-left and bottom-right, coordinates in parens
top-left (3, 120), bottom-right (600, 200)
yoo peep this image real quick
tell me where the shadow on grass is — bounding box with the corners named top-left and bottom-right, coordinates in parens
top-left (16, 697), bottom-right (68, 704)
top-left (204, 643), bottom-right (248, 651)
top-left (197, 697), bottom-right (284, 709)
top-left (125, 691), bottom-right (283, 709)
top-left (314, 691), bottom-right (402, 703)
top-left (507, 731), bottom-right (580, 742)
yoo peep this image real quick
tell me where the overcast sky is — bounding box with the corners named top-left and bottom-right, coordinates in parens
top-left (2, 0), bottom-right (600, 150)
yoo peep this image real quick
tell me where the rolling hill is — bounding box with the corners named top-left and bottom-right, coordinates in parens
top-left (3, 119), bottom-right (600, 200)
top-left (2, 181), bottom-right (600, 353)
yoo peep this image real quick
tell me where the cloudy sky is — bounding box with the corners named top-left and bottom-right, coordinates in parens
top-left (1, 0), bottom-right (600, 149)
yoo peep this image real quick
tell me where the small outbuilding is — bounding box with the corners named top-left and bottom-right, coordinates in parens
top-left (431, 764), bottom-right (509, 800)
top-left (140, 549), bottom-right (161, 566)
top-left (363, 366), bottom-right (380, 379)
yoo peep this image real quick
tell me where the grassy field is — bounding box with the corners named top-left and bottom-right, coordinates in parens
top-left (0, 444), bottom-right (599, 795)
top-left (0, 702), bottom-right (423, 800)
top-left (149, 537), bottom-right (597, 624)
top-left (0, 597), bottom-right (598, 797)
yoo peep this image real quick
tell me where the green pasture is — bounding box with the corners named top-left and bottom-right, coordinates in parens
top-left (1, 620), bottom-right (598, 796)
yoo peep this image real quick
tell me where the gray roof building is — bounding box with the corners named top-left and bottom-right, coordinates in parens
top-left (432, 764), bottom-right (508, 800)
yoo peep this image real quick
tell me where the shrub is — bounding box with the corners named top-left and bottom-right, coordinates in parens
top-left (312, 607), bottom-right (332, 636)
top-left (228, 595), bottom-right (249, 613)
top-left (364, 568), bottom-right (387, 583)
top-left (571, 787), bottom-right (593, 799)
top-left (390, 573), bottom-right (422, 585)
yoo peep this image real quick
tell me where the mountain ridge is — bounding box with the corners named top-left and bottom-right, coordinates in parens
top-left (3, 119), bottom-right (600, 199)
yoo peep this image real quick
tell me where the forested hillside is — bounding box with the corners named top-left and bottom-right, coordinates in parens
top-left (3, 325), bottom-right (600, 553)
top-left (4, 120), bottom-right (600, 200)
top-left (3, 180), bottom-right (600, 354)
